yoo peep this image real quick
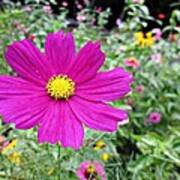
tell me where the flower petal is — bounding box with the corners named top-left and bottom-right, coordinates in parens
top-left (5, 39), bottom-right (50, 85)
top-left (0, 96), bottom-right (49, 130)
top-left (69, 96), bottom-right (128, 132)
top-left (61, 102), bottom-right (84, 149)
top-left (38, 101), bottom-right (84, 149)
top-left (0, 75), bottom-right (45, 100)
top-left (38, 101), bottom-right (61, 144)
top-left (76, 67), bottom-right (133, 102)
top-left (68, 41), bottom-right (105, 83)
top-left (0, 76), bottom-right (49, 129)
top-left (45, 31), bottom-right (76, 74)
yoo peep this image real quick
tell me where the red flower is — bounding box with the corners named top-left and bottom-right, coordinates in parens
top-left (158, 13), bottom-right (166, 20)
top-left (28, 34), bottom-right (36, 41)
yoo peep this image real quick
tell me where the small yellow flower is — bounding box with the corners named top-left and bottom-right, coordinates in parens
top-left (101, 153), bottom-right (111, 162)
top-left (135, 32), bottom-right (154, 48)
top-left (2, 139), bottom-right (17, 154)
top-left (8, 152), bottom-right (21, 165)
top-left (93, 140), bottom-right (106, 151)
top-left (134, 32), bottom-right (144, 44)
top-left (145, 32), bottom-right (154, 46)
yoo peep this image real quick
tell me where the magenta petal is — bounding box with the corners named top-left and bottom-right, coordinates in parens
top-left (38, 101), bottom-right (61, 144)
top-left (0, 76), bottom-right (49, 129)
top-left (61, 102), bottom-right (84, 149)
top-left (0, 76), bottom-right (45, 100)
top-left (68, 41), bottom-right (105, 83)
top-left (69, 96), bottom-right (128, 132)
top-left (5, 39), bottom-right (51, 85)
top-left (0, 95), bottom-right (49, 130)
top-left (77, 67), bottom-right (133, 102)
top-left (45, 31), bottom-right (76, 74)
top-left (38, 101), bottom-right (84, 149)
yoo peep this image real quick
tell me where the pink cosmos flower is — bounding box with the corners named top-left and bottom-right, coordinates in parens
top-left (116, 18), bottom-right (123, 28)
top-left (77, 3), bottom-right (83, 10)
top-left (62, 1), bottom-right (68, 7)
top-left (0, 31), bottom-right (132, 149)
top-left (132, 0), bottom-right (144, 4)
top-left (124, 57), bottom-right (140, 68)
top-left (148, 112), bottom-right (161, 124)
top-left (76, 161), bottom-right (106, 180)
top-left (151, 53), bottom-right (162, 63)
top-left (77, 15), bottom-right (86, 22)
top-left (95, 7), bottom-right (102, 13)
top-left (152, 28), bottom-right (162, 41)
top-left (43, 5), bottom-right (52, 14)
top-left (135, 85), bottom-right (144, 93)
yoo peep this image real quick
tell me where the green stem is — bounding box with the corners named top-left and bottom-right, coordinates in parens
top-left (58, 145), bottom-right (61, 180)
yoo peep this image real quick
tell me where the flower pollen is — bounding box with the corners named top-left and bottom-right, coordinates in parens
top-left (46, 75), bottom-right (75, 100)
top-left (87, 164), bottom-right (96, 174)
top-left (84, 164), bottom-right (98, 179)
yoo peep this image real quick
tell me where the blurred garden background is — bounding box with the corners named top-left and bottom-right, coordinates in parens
top-left (0, 0), bottom-right (180, 179)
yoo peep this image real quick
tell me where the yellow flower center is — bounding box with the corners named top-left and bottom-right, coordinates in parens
top-left (46, 75), bottom-right (75, 100)
top-left (87, 164), bottom-right (96, 174)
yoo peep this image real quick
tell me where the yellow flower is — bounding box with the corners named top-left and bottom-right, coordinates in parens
top-left (101, 153), bottom-right (111, 162)
top-left (134, 32), bottom-right (144, 44)
top-left (8, 152), bottom-right (21, 165)
top-left (145, 32), bottom-right (154, 46)
top-left (2, 139), bottom-right (17, 154)
top-left (135, 32), bottom-right (154, 47)
top-left (93, 140), bottom-right (106, 151)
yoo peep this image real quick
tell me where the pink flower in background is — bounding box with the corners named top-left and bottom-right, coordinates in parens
top-left (168, 34), bottom-right (177, 42)
top-left (27, 34), bottom-right (36, 41)
top-left (95, 7), bottom-right (102, 13)
top-left (43, 5), bottom-right (52, 14)
top-left (151, 53), bottom-right (162, 63)
top-left (23, 6), bottom-right (32, 12)
top-left (77, 14), bottom-right (86, 22)
top-left (77, 3), bottom-right (83, 10)
top-left (62, 1), bottom-right (68, 7)
top-left (0, 136), bottom-right (9, 151)
top-left (124, 57), bottom-right (140, 68)
top-left (76, 161), bottom-right (106, 180)
top-left (83, 0), bottom-right (90, 6)
top-left (148, 112), bottom-right (161, 124)
top-left (116, 18), bottom-right (123, 28)
top-left (136, 85), bottom-right (144, 93)
top-left (0, 31), bottom-right (132, 149)
top-left (127, 98), bottom-right (134, 106)
top-left (119, 46), bottom-right (127, 52)
top-left (132, 0), bottom-right (144, 4)
top-left (152, 28), bottom-right (162, 41)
